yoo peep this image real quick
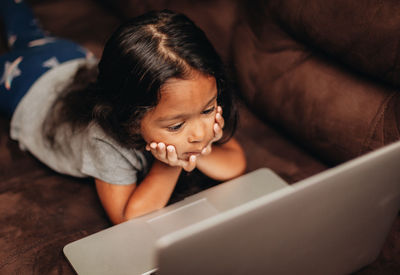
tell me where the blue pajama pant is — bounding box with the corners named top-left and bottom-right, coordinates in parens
top-left (0, 0), bottom-right (90, 117)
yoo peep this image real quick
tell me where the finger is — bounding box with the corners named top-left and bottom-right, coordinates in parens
top-left (145, 144), bottom-right (151, 151)
top-left (183, 155), bottom-right (197, 172)
top-left (201, 144), bottom-right (212, 155)
top-left (157, 142), bottom-right (167, 159)
top-left (189, 155), bottom-right (197, 169)
top-left (217, 106), bottom-right (223, 115)
top-left (213, 123), bottom-right (223, 141)
top-left (166, 145), bottom-right (178, 163)
top-left (148, 142), bottom-right (161, 159)
top-left (213, 122), bottom-right (221, 135)
top-left (214, 122), bottom-right (218, 132)
top-left (150, 142), bottom-right (157, 150)
top-left (148, 142), bottom-right (158, 155)
top-left (216, 112), bottom-right (225, 129)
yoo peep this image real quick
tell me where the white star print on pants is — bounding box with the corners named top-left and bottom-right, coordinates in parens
top-left (0, 56), bottom-right (23, 90)
top-left (42, 56), bottom-right (60, 69)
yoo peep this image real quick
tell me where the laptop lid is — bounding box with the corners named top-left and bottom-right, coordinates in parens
top-left (156, 141), bottom-right (400, 275)
top-left (63, 168), bottom-right (288, 274)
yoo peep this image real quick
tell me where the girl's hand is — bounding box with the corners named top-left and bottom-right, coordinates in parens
top-left (146, 142), bottom-right (197, 172)
top-left (201, 106), bottom-right (224, 156)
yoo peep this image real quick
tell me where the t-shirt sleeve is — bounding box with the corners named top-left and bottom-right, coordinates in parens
top-left (80, 137), bottom-right (140, 185)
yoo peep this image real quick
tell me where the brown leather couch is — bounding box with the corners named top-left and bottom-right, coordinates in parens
top-left (0, 0), bottom-right (398, 273)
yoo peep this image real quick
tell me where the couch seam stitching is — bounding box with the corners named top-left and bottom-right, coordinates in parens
top-left (361, 92), bottom-right (395, 154)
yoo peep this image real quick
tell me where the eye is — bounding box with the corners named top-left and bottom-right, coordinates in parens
top-left (202, 106), bottom-right (215, 115)
top-left (167, 122), bottom-right (184, 132)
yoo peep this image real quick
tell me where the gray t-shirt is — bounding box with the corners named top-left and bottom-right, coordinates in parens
top-left (10, 59), bottom-right (148, 185)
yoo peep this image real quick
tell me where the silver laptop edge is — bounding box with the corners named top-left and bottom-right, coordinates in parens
top-left (64, 168), bottom-right (289, 274)
top-left (156, 141), bottom-right (400, 275)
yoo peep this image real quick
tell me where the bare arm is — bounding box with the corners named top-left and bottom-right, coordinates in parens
top-left (95, 159), bottom-right (182, 224)
top-left (195, 137), bottom-right (246, 181)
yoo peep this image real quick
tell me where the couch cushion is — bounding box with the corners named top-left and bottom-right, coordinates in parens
top-left (232, 3), bottom-right (400, 165)
top-left (235, 102), bottom-right (327, 183)
top-left (266, 0), bottom-right (400, 88)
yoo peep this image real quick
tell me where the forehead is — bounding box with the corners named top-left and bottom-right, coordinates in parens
top-left (161, 73), bottom-right (216, 102)
top-left (152, 73), bottom-right (217, 117)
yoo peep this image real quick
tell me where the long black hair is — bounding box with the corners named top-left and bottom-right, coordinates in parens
top-left (44, 10), bottom-right (237, 149)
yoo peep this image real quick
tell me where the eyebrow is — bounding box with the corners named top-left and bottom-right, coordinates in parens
top-left (157, 94), bottom-right (217, 122)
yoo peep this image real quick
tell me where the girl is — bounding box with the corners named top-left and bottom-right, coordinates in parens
top-left (0, 0), bottom-right (246, 224)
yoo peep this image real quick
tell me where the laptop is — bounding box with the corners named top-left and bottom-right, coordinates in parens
top-left (64, 141), bottom-right (400, 275)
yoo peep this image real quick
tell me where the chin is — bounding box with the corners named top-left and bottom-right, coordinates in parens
top-left (178, 154), bottom-right (189, 161)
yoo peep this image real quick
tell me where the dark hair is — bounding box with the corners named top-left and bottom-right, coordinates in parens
top-left (44, 10), bottom-right (238, 150)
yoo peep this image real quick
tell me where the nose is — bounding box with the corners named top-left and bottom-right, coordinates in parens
top-left (187, 120), bottom-right (207, 144)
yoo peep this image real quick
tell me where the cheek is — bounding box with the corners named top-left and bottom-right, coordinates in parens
top-left (139, 124), bottom-right (152, 144)
top-left (206, 115), bottom-right (216, 138)
top-left (159, 134), bottom-right (183, 146)
top-left (142, 126), bottom-right (183, 147)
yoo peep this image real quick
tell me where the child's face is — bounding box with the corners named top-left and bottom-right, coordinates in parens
top-left (140, 72), bottom-right (218, 160)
